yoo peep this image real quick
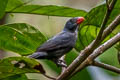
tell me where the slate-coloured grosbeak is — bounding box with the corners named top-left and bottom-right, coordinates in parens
top-left (29, 17), bottom-right (85, 67)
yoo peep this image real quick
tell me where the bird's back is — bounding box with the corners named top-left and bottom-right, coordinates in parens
top-left (36, 31), bottom-right (77, 59)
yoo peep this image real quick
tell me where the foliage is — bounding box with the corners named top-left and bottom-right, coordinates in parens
top-left (6, 0), bottom-right (87, 17)
top-left (76, 0), bottom-right (120, 51)
top-left (0, 0), bottom-right (8, 19)
top-left (0, 23), bottom-right (46, 55)
top-left (0, 0), bottom-right (120, 80)
top-left (0, 57), bottom-right (45, 80)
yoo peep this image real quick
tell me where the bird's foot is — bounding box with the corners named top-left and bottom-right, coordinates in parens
top-left (56, 59), bottom-right (67, 68)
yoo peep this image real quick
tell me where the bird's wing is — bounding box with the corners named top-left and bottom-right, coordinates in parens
top-left (36, 31), bottom-right (74, 52)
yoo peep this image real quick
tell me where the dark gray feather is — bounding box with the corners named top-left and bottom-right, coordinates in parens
top-left (36, 31), bottom-right (76, 52)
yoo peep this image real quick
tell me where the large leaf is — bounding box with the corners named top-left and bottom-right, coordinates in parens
top-left (75, 26), bottom-right (100, 51)
top-left (81, 4), bottom-right (106, 28)
top-left (0, 57), bottom-right (45, 79)
top-left (81, 0), bottom-right (120, 27)
top-left (0, 23), bottom-right (46, 56)
top-left (75, 0), bottom-right (120, 51)
top-left (5, 0), bottom-right (87, 17)
top-left (6, 0), bottom-right (24, 12)
top-left (0, 0), bottom-right (8, 19)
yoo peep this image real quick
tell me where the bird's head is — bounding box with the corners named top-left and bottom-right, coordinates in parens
top-left (64, 17), bottom-right (85, 32)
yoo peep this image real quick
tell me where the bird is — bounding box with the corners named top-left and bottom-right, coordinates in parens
top-left (28, 17), bottom-right (85, 67)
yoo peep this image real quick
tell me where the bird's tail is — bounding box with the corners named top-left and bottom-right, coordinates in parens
top-left (28, 52), bottom-right (48, 59)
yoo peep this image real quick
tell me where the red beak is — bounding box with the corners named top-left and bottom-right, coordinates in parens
top-left (76, 17), bottom-right (85, 24)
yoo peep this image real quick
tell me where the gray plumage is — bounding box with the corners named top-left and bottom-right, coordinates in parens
top-left (28, 17), bottom-right (84, 67)
top-left (29, 31), bottom-right (77, 59)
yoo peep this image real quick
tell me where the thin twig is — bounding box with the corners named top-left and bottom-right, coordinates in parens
top-left (70, 33), bottom-right (120, 78)
top-left (91, 61), bottom-right (120, 74)
top-left (57, 0), bottom-right (117, 79)
top-left (106, 0), bottom-right (109, 9)
top-left (102, 15), bottom-right (120, 40)
top-left (94, 0), bottom-right (117, 45)
top-left (109, 0), bottom-right (117, 10)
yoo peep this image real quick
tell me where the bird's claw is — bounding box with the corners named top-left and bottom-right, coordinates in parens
top-left (56, 60), bottom-right (67, 68)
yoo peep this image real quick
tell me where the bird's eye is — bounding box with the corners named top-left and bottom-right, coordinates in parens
top-left (69, 19), bottom-right (76, 24)
top-left (69, 19), bottom-right (73, 23)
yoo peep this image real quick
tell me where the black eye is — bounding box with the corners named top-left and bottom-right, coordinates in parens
top-left (70, 18), bottom-right (77, 24)
top-left (69, 19), bottom-right (75, 24)
top-left (69, 19), bottom-right (73, 23)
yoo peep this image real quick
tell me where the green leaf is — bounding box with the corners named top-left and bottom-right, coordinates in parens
top-left (0, 57), bottom-right (45, 79)
top-left (99, 47), bottom-right (120, 76)
top-left (75, 26), bottom-right (100, 51)
top-left (6, 0), bottom-right (24, 11)
top-left (81, 4), bottom-right (106, 27)
top-left (70, 69), bottom-right (92, 80)
top-left (75, 0), bottom-right (120, 51)
top-left (75, 4), bottom-right (106, 51)
top-left (76, 25), bottom-right (113, 51)
top-left (5, 0), bottom-right (87, 17)
top-left (115, 41), bottom-right (120, 64)
top-left (81, 0), bottom-right (120, 27)
top-left (0, 23), bottom-right (46, 56)
top-left (2, 74), bottom-right (28, 80)
top-left (117, 51), bottom-right (120, 64)
top-left (0, 0), bottom-right (8, 19)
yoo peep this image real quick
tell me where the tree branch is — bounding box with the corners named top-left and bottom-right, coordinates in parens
top-left (71, 13), bottom-right (120, 77)
top-left (68, 14), bottom-right (120, 78)
top-left (106, 0), bottom-right (109, 8)
top-left (95, 0), bottom-right (116, 41)
top-left (91, 61), bottom-right (120, 74)
top-left (92, 0), bottom-right (117, 47)
top-left (70, 33), bottom-right (120, 77)
top-left (57, 0), bottom-right (118, 79)
top-left (88, 33), bottom-right (120, 60)
top-left (102, 15), bottom-right (120, 40)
